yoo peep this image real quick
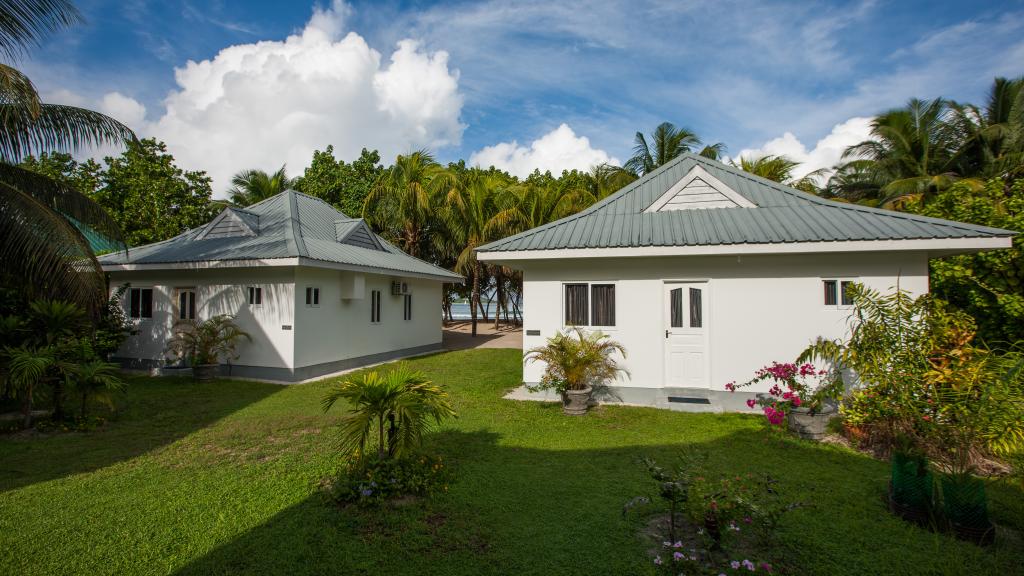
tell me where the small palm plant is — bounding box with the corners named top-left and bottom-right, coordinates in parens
top-left (3, 345), bottom-right (55, 428)
top-left (166, 315), bottom-right (251, 380)
top-left (70, 360), bottom-right (125, 418)
top-left (525, 327), bottom-right (628, 415)
top-left (321, 366), bottom-right (456, 461)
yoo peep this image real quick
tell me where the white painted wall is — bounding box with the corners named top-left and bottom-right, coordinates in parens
top-left (109, 267), bottom-right (296, 369)
top-left (292, 268), bottom-right (443, 369)
top-left (519, 252), bottom-right (930, 393)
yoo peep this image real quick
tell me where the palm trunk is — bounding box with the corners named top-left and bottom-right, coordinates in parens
top-left (470, 262), bottom-right (481, 337)
top-left (81, 391), bottom-right (88, 419)
top-left (21, 382), bottom-right (32, 429)
top-left (51, 379), bottom-right (64, 421)
top-left (378, 414), bottom-right (386, 459)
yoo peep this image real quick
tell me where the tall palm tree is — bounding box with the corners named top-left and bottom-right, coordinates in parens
top-left (0, 0), bottom-right (135, 313)
top-left (227, 165), bottom-right (296, 207)
top-left (946, 76), bottom-right (1024, 180)
top-left (363, 150), bottom-right (455, 258)
top-left (733, 154), bottom-right (826, 193)
top-left (585, 162), bottom-right (636, 200)
top-left (625, 122), bottom-right (724, 176)
top-left (442, 170), bottom-right (500, 337)
top-left (843, 98), bottom-right (966, 206)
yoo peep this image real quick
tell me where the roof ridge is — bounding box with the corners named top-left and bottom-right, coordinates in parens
top-left (283, 190), bottom-right (308, 257)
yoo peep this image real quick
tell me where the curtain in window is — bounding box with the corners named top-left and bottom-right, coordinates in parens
top-left (823, 280), bottom-right (837, 306)
top-left (130, 288), bottom-right (140, 318)
top-left (591, 284), bottom-right (615, 326)
top-left (140, 289), bottom-right (153, 318)
top-left (670, 288), bottom-right (683, 328)
top-left (689, 287), bottom-right (702, 328)
top-left (564, 284), bottom-right (588, 325)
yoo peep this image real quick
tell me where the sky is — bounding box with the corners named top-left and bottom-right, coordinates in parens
top-left (25, 0), bottom-right (1024, 195)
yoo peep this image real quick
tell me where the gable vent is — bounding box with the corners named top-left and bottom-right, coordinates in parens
top-left (645, 165), bottom-right (756, 212)
top-left (197, 207), bottom-right (259, 239)
top-left (335, 218), bottom-right (384, 251)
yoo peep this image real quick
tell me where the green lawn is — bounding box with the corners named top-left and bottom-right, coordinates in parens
top-left (1, 349), bottom-right (1022, 575)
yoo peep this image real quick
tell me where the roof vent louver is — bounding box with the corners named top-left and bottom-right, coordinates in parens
top-left (645, 165), bottom-right (756, 212)
top-left (335, 218), bottom-right (384, 251)
top-left (197, 207), bottom-right (259, 239)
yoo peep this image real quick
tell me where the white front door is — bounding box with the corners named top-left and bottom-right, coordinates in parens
top-left (664, 282), bottom-right (709, 388)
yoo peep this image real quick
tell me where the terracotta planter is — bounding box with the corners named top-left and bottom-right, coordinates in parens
top-left (192, 364), bottom-right (219, 381)
top-left (562, 387), bottom-right (593, 415)
top-left (787, 405), bottom-right (836, 440)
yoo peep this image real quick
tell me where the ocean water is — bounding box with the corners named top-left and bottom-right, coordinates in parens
top-left (446, 301), bottom-right (520, 320)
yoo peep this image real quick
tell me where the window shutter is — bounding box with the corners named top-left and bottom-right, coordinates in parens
top-left (823, 280), bottom-right (837, 306)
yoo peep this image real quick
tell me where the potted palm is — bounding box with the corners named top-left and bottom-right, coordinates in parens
top-left (524, 327), bottom-right (627, 415)
top-left (166, 315), bottom-right (251, 381)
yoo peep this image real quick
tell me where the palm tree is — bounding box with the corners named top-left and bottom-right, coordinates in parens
top-left (227, 165), bottom-right (296, 207)
top-left (733, 154), bottom-right (826, 193)
top-left (321, 366), bottom-right (456, 461)
top-left (3, 344), bottom-right (54, 428)
top-left (843, 98), bottom-right (966, 206)
top-left (945, 76), bottom-right (1024, 180)
top-left (363, 150), bottom-right (455, 258)
top-left (625, 122), bottom-right (724, 176)
top-left (442, 170), bottom-right (500, 337)
top-left (24, 298), bottom-right (87, 419)
top-left (0, 0), bottom-right (134, 313)
top-left (69, 359), bottom-right (124, 418)
top-left (585, 162), bottom-right (636, 200)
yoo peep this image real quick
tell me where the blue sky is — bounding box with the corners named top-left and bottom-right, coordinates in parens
top-left (26, 0), bottom-right (1024, 193)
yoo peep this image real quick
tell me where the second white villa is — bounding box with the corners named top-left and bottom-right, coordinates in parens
top-left (99, 190), bottom-right (463, 382)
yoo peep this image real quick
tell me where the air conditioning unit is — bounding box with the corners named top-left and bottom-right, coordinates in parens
top-left (391, 281), bottom-right (410, 295)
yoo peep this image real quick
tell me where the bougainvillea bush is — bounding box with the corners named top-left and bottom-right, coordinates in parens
top-left (726, 362), bottom-right (842, 427)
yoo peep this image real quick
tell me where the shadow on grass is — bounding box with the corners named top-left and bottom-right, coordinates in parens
top-left (0, 375), bottom-right (283, 492)
top-left (170, 428), bottom-right (1024, 576)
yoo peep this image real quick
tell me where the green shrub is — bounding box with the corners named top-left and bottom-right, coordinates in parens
top-left (322, 453), bottom-right (449, 507)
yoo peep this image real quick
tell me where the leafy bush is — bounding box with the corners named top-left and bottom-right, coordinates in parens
top-left (726, 361), bottom-right (841, 425)
top-left (321, 366), bottom-right (456, 461)
top-left (322, 453), bottom-right (449, 507)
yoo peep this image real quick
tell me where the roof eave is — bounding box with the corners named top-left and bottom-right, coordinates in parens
top-left (477, 236), bottom-right (1013, 263)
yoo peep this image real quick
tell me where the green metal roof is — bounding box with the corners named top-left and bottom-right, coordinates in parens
top-left (477, 154), bottom-right (1015, 253)
top-left (99, 190), bottom-right (463, 281)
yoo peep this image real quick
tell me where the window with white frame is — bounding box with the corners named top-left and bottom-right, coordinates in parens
top-left (127, 287), bottom-right (153, 319)
top-left (403, 294), bottom-right (412, 321)
top-left (563, 282), bottom-right (616, 327)
top-left (305, 286), bottom-right (320, 307)
top-left (248, 286), bottom-right (262, 306)
top-left (370, 290), bottom-right (381, 323)
top-left (176, 288), bottom-right (196, 320)
top-left (822, 279), bottom-right (855, 308)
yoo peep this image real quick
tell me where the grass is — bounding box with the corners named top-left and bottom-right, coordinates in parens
top-left (0, 348), bottom-right (1022, 575)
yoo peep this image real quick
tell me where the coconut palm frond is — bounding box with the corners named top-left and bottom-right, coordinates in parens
top-left (0, 102), bottom-right (135, 162)
top-left (0, 0), bottom-right (80, 60)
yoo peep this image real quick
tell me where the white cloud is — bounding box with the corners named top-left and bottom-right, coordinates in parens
top-left (735, 117), bottom-right (873, 179)
top-left (98, 92), bottom-right (147, 130)
top-left (109, 0), bottom-right (465, 195)
top-left (469, 123), bottom-right (619, 178)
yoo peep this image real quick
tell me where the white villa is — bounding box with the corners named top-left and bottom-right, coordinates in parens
top-left (99, 190), bottom-right (463, 381)
top-left (477, 154), bottom-right (1015, 411)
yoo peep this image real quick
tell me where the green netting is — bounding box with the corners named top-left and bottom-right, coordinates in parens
top-left (941, 475), bottom-right (990, 529)
top-left (891, 453), bottom-right (932, 510)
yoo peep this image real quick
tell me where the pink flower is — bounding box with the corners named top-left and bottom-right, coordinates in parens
top-left (672, 541), bottom-right (683, 548)
top-left (760, 562), bottom-right (773, 573)
top-left (742, 559), bottom-right (756, 571)
top-left (792, 396), bottom-right (802, 407)
top-left (654, 556), bottom-right (662, 565)
top-left (730, 561), bottom-right (741, 569)
top-left (782, 391), bottom-right (793, 400)
top-left (673, 551), bottom-right (684, 561)
top-left (746, 398), bottom-right (756, 409)
top-left (725, 382), bottom-right (736, 392)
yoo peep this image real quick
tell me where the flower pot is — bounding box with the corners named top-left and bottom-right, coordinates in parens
top-left (888, 452), bottom-right (933, 524)
top-left (192, 363), bottom-right (219, 381)
top-left (562, 387), bottom-right (593, 415)
top-left (786, 405), bottom-right (835, 440)
top-left (940, 474), bottom-right (994, 545)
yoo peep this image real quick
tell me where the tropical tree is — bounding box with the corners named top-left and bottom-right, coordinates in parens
top-left (295, 146), bottom-right (383, 217)
top-left (625, 122), bottom-right (724, 176)
top-left (734, 154), bottom-right (825, 193)
top-left (321, 366), bottom-right (457, 461)
top-left (0, 0), bottom-right (134, 312)
top-left (68, 359), bottom-right (124, 418)
top-left (363, 150), bottom-right (455, 258)
top-left (442, 170), bottom-right (502, 336)
top-left (945, 76), bottom-right (1024, 180)
top-left (24, 298), bottom-right (88, 419)
top-left (3, 344), bottom-right (54, 428)
top-left (841, 98), bottom-right (967, 206)
top-left (585, 162), bottom-right (636, 200)
top-left (228, 164), bottom-right (296, 207)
